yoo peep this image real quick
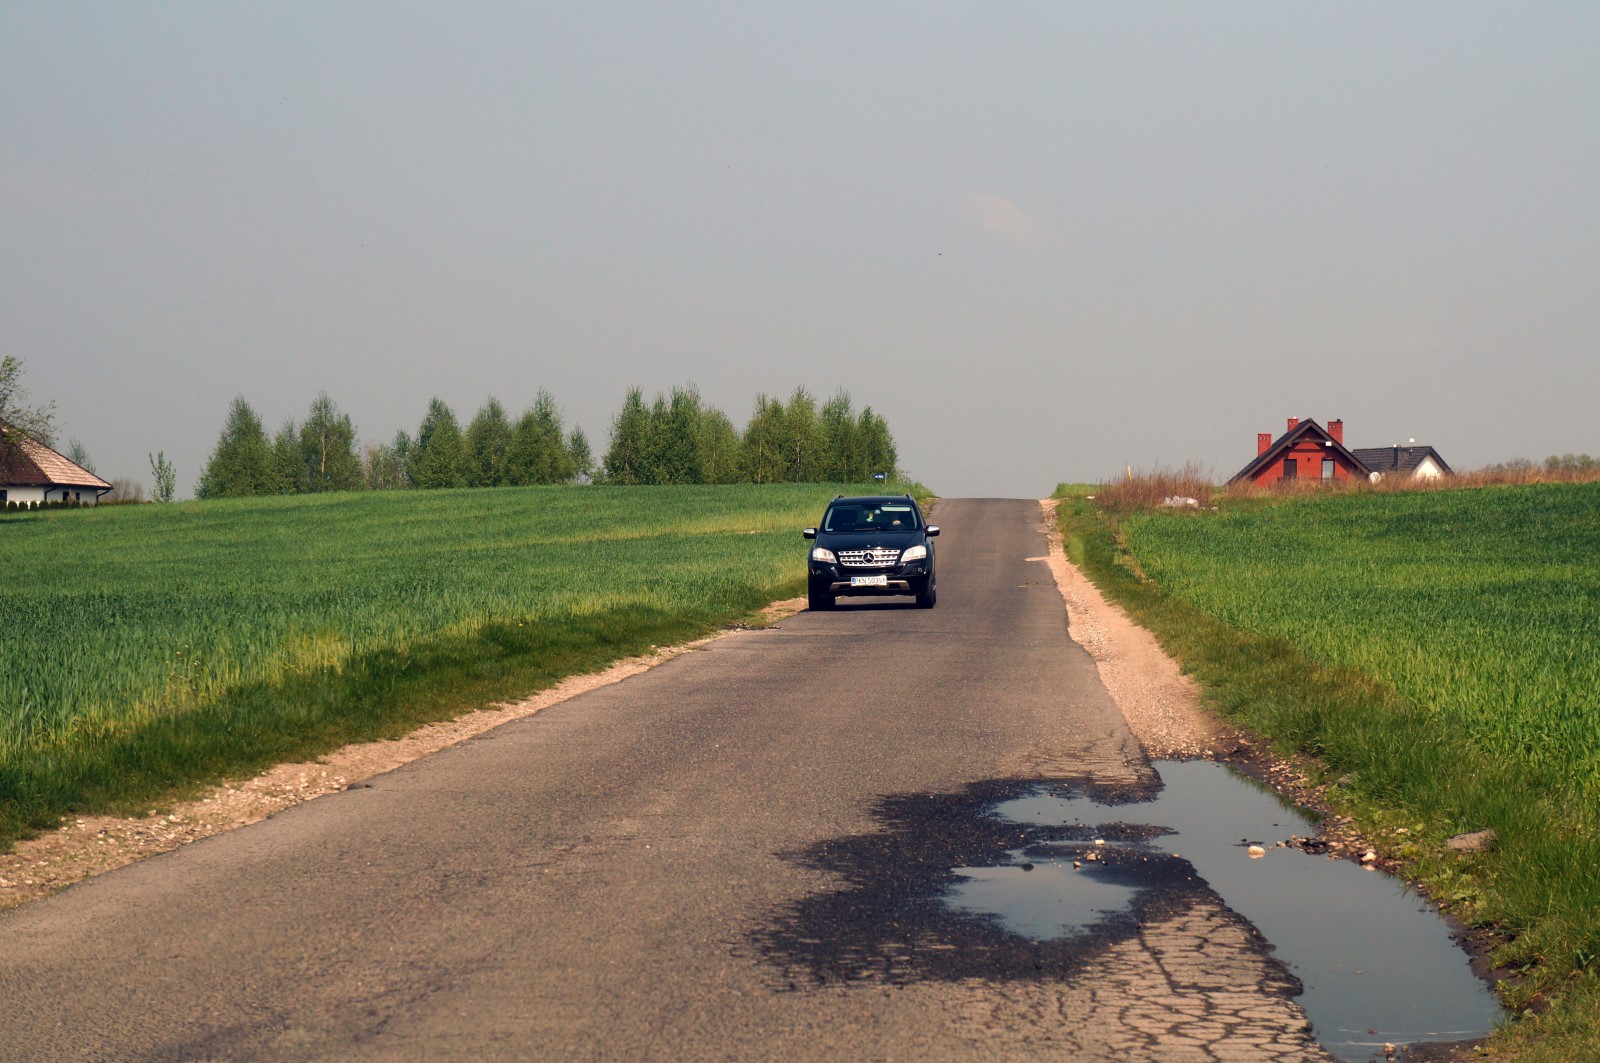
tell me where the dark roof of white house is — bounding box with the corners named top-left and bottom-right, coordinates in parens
top-left (1350, 445), bottom-right (1452, 476)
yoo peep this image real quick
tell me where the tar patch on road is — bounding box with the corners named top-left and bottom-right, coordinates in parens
top-left (749, 773), bottom-right (1289, 991)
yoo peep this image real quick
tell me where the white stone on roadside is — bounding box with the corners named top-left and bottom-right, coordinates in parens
top-left (1093, 838), bottom-right (1105, 846)
top-left (1247, 845), bottom-right (1266, 858)
top-left (1361, 850), bottom-right (1377, 864)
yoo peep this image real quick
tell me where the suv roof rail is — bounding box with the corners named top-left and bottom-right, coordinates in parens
top-left (834, 494), bottom-right (844, 500)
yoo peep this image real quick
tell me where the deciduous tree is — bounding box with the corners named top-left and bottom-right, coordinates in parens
top-left (505, 390), bottom-right (575, 484)
top-left (0, 355), bottom-right (57, 466)
top-left (408, 398), bottom-right (468, 489)
top-left (196, 397), bottom-right (277, 499)
top-left (780, 387), bottom-right (826, 482)
top-left (697, 406), bottom-right (743, 484)
top-left (656, 386), bottom-right (705, 485)
top-left (858, 406), bottom-right (898, 481)
top-left (567, 427), bottom-right (594, 482)
top-left (66, 439), bottom-right (96, 474)
top-left (272, 420), bottom-right (302, 493)
top-left (819, 391), bottom-right (862, 482)
top-left (465, 397), bottom-right (512, 487)
top-left (364, 432), bottom-right (411, 490)
top-left (299, 393), bottom-right (363, 492)
top-left (148, 452), bottom-right (176, 502)
top-left (603, 387), bottom-right (651, 485)
top-left (741, 394), bottom-right (786, 484)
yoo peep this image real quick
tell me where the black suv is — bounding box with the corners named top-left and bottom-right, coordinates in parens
top-left (803, 495), bottom-right (939, 610)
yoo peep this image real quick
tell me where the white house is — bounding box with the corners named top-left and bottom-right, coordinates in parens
top-left (1, 427), bottom-right (112, 506)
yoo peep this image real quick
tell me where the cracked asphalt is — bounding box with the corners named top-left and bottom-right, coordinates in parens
top-left (0, 498), bottom-right (1330, 1061)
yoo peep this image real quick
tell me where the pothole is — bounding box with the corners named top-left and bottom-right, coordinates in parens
top-left (754, 761), bottom-right (1499, 1062)
top-left (962, 760), bottom-right (1501, 1060)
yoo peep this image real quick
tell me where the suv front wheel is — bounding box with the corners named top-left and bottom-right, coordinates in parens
top-left (915, 574), bottom-right (937, 609)
top-left (808, 583), bottom-right (835, 611)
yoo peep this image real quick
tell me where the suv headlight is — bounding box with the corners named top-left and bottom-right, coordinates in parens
top-left (811, 547), bottom-right (836, 563)
top-left (899, 544), bottom-right (927, 563)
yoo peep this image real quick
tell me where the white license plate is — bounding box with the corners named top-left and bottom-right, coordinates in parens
top-left (851, 574), bottom-right (889, 587)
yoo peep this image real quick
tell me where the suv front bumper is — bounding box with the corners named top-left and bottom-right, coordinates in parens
top-left (809, 560), bottom-right (932, 597)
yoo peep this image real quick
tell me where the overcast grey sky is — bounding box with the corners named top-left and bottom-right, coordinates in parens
top-left (5, 3), bottom-right (1597, 498)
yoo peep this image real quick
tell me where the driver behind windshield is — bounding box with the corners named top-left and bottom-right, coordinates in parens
top-left (828, 504), bottom-right (917, 531)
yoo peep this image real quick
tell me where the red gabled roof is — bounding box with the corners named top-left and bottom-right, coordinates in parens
top-left (1226, 419), bottom-right (1372, 485)
top-left (0, 427), bottom-right (113, 490)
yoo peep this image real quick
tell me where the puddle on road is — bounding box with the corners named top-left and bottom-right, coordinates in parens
top-left (952, 760), bottom-right (1500, 1061)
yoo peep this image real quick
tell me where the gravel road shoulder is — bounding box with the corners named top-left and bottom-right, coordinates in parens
top-left (1036, 498), bottom-right (1226, 759)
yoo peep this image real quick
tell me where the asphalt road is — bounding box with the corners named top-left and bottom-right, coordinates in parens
top-left (0, 499), bottom-right (1326, 1062)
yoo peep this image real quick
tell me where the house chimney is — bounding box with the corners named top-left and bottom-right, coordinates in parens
top-left (1328, 418), bottom-right (1344, 445)
top-left (1257, 432), bottom-right (1272, 456)
top-left (1287, 417), bottom-right (1300, 433)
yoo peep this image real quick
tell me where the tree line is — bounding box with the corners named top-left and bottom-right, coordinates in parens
top-left (196, 391), bottom-right (592, 498)
top-left (196, 386), bottom-right (899, 498)
top-left (601, 386), bottom-right (896, 486)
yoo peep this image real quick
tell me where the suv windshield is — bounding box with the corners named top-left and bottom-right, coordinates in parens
top-left (823, 502), bottom-right (921, 533)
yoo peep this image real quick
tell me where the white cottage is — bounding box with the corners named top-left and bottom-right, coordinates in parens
top-left (1, 427), bottom-right (112, 506)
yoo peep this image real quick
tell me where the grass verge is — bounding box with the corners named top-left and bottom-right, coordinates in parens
top-left (1052, 485), bottom-right (1600, 1060)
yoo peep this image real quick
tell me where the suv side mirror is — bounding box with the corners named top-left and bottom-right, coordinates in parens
top-left (926, 525), bottom-right (940, 537)
top-left (803, 528), bottom-right (817, 540)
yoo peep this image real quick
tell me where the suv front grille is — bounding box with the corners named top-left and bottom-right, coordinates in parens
top-left (838, 547), bottom-right (900, 568)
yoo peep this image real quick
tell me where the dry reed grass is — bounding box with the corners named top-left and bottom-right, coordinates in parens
top-left (1091, 464), bottom-right (1214, 511)
top-left (1093, 460), bottom-right (1600, 511)
top-left (1225, 461), bottom-right (1600, 501)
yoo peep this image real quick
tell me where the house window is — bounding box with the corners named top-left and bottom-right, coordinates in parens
top-left (1322, 458), bottom-right (1335, 480)
top-left (1282, 458), bottom-right (1297, 480)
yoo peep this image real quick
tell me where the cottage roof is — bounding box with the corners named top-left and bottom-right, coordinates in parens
top-left (1227, 419), bottom-right (1371, 485)
top-left (0, 428), bottom-right (113, 490)
top-left (1350, 445), bottom-right (1452, 476)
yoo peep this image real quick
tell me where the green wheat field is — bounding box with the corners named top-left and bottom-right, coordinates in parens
top-left (1099, 481), bottom-right (1600, 1055)
top-left (0, 483), bottom-right (843, 844)
top-left (1120, 483), bottom-right (1600, 803)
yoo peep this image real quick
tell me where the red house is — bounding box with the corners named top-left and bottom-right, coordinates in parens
top-left (1228, 417), bottom-right (1369, 486)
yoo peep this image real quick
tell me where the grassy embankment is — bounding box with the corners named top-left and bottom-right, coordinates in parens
top-left (0, 483), bottom-right (902, 849)
top-left (1053, 480), bottom-right (1600, 1058)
